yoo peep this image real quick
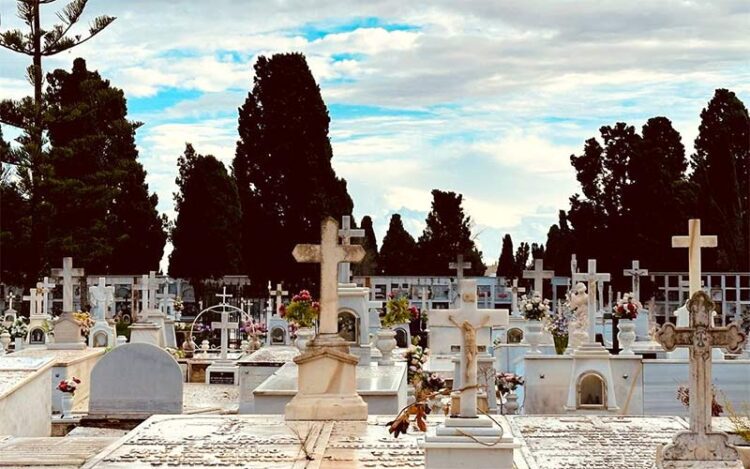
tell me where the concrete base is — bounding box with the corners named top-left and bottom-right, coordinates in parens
top-left (285, 393), bottom-right (368, 420)
top-left (205, 362), bottom-right (239, 385)
top-left (423, 415), bottom-right (519, 469)
top-left (163, 319), bottom-right (177, 349)
top-left (47, 341), bottom-right (86, 350)
top-left (129, 322), bottom-right (164, 347)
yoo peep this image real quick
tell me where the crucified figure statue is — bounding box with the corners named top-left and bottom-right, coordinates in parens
top-left (449, 316), bottom-right (489, 390)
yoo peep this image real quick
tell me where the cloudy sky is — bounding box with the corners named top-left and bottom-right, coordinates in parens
top-left (2, 0), bottom-right (749, 270)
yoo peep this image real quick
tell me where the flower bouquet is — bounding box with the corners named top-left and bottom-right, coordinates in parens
top-left (73, 311), bottom-right (95, 336)
top-left (9, 318), bottom-right (28, 338)
top-left (613, 293), bottom-right (642, 320)
top-left (281, 290), bottom-right (319, 328)
top-left (496, 372), bottom-right (525, 396)
top-left (173, 297), bottom-right (184, 312)
top-left (547, 305), bottom-right (571, 355)
top-left (381, 292), bottom-right (413, 328)
top-left (57, 377), bottom-right (81, 395)
top-left (404, 345), bottom-right (430, 384)
top-left (520, 294), bottom-right (550, 321)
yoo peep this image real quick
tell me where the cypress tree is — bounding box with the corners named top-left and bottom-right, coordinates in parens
top-left (353, 215), bottom-right (379, 276)
top-left (496, 234), bottom-right (515, 279)
top-left (169, 144), bottom-right (243, 281)
top-left (379, 214), bottom-right (418, 275)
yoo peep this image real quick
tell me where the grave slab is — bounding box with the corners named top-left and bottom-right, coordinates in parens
top-left (237, 346), bottom-right (299, 412)
top-left (0, 436), bottom-right (117, 468)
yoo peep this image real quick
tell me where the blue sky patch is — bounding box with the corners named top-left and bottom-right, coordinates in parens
top-left (295, 16), bottom-right (420, 41)
top-left (128, 88), bottom-right (204, 116)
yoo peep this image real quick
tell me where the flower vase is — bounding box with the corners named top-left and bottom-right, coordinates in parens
top-left (376, 328), bottom-right (397, 366)
top-left (60, 394), bottom-right (74, 418)
top-left (617, 319), bottom-right (636, 356)
top-left (14, 337), bottom-right (24, 352)
top-left (295, 327), bottom-right (315, 352)
top-left (503, 392), bottom-right (519, 415)
top-left (553, 335), bottom-right (568, 355)
top-left (0, 331), bottom-right (11, 354)
top-left (525, 320), bottom-right (543, 354)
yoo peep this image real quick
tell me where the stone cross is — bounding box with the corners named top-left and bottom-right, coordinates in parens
top-left (136, 274), bottom-right (150, 313)
top-left (215, 286), bottom-right (232, 305)
top-left (420, 287), bottom-right (429, 313)
top-left (50, 257), bottom-right (84, 313)
top-left (655, 291), bottom-right (746, 462)
top-left (570, 254), bottom-right (578, 276)
top-left (623, 260), bottom-right (648, 302)
top-left (430, 279), bottom-right (509, 418)
top-left (510, 278), bottom-right (526, 317)
top-left (523, 259), bottom-right (554, 295)
top-left (146, 271), bottom-right (161, 310)
top-left (38, 277), bottom-right (56, 315)
top-left (212, 308), bottom-right (239, 361)
top-left (272, 283), bottom-right (289, 316)
top-left (89, 277), bottom-right (115, 321)
top-left (672, 219), bottom-right (717, 297)
top-left (573, 260), bottom-right (611, 343)
top-left (156, 280), bottom-right (175, 317)
top-left (33, 283), bottom-right (45, 317)
top-left (449, 254), bottom-right (472, 282)
top-left (337, 215), bottom-right (365, 284)
top-left (292, 217), bottom-right (365, 336)
top-left (265, 298), bottom-right (273, 324)
top-left (23, 288), bottom-right (39, 317)
top-left (5, 292), bottom-right (15, 312)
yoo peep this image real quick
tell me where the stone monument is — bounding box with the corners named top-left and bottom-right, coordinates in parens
top-left (285, 217), bottom-right (368, 421)
top-left (205, 287), bottom-right (240, 384)
top-left (129, 274), bottom-right (164, 346)
top-left (48, 258), bottom-right (86, 350)
top-left (88, 277), bottom-right (116, 348)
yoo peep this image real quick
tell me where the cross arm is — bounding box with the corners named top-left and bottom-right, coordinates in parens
top-left (292, 244), bottom-right (322, 263)
top-left (672, 235), bottom-right (718, 248)
top-left (710, 323), bottom-right (747, 354)
top-left (654, 323), bottom-right (694, 352)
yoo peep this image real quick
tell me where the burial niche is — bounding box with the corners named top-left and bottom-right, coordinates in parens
top-left (507, 328), bottom-right (524, 344)
top-left (29, 327), bottom-right (46, 345)
top-left (337, 310), bottom-right (358, 343)
top-left (92, 331), bottom-right (108, 347)
top-left (270, 326), bottom-right (286, 345)
top-left (395, 327), bottom-right (409, 348)
top-left (577, 372), bottom-right (606, 409)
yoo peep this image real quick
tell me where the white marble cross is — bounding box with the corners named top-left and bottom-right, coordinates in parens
top-left (430, 279), bottom-right (509, 418)
top-left (523, 259), bottom-right (554, 295)
top-left (32, 283), bottom-right (45, 317)
top-left (623, 260), bottom-right (648, 302)
top-left (271, 283), bottom-right (289, 316)
top-left (156, 280), bottom-right (175, 317)
top-left (5, 292), bottom-right (16, 312)
top-left (23, 288), bottom-right (39, 317)
top-left (89, 277), bottom-right (115, 321)
top-left (672, 219), bottom-right (717, 297)
top-left (420, 287), bottom-right (429, 313)
top-left (212, 308), bottom-right (239, 361)
top-left (570, 254), bottom-right (578, 277)
top-left (215, 286), bottom-right (232, 305)
top-left (50, 257), bottom-right (84, 313)
top-left (146, 271), bottom-right (161, 310)
top-left (655, 291), bottom-right (746, 461)
top-left (292, 217), bottom-right (365, 335)
top-left (510, 278), bottom-right (526, 317)
top-left (449, 254), bottom-right (471, 282)
top-left (38, 277), bottom-right (56, 315)
top-left (136, 274), bottom-right (150, 313)
top-left (337, 215), bottom-right (365, 284)
top-left (573, 259), bottom-right (611, 343)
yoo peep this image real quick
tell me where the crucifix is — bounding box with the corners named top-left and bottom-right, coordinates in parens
top-left (212, 308), bottom-right (239, 361)
top-left (523, 259), bottom-right (554, 296)
top-left (430, 279), bottom-right (509, 417)
top-left (509, 278), bottom-right (526, 317)
top-left (673, 219), bottom-right (717, 297)
top-left (146, 271), bottom-right (161, 310)
top-left (89, 277), bottom-right (115, 322)
top-left (623, 260), bottom-right (648, 302)
top-left (449, 254), bottom-right (471, 282)
top-left (573, 259), bottom-right (611, 345)
top-left (655, 291), bottom-right (746, 463)
top-left (292, 217), bottom-right (365, 337)
top-left (271, 283), bottom-right (289, 316)
top-left (338, 215), bottom-right (365, 284)
top-left (51, 257), bottom-right (85, 313)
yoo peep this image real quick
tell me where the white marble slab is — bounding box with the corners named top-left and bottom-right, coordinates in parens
top-left (0, 356), bottom-right (53, 371)
top-left (249, 361), bottom-right (407, 415)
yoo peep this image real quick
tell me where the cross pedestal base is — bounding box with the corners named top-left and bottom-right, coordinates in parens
top-left (658, 432), bottom-right (742, 468)
top-left (128, 322), bottom-right (164, 347)
top-left (284, 343), bottom-right (367, 421)
top-left (423, 415), bottom-right (519, 469)
top-left (565, 343), bottom-right (619, 412)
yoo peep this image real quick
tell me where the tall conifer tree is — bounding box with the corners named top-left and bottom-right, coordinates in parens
top-left (379, 214), bottom-right (418, 275)
top-left (496, 234), bottom-right (515, 279)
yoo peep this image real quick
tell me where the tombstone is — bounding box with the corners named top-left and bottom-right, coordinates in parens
top-left (509, 279), bottom-right (526, 318)
top-left (47, 313), bottom-right (86, 350)
top-left (205, 287), bottom-right (240, 385)
top-left (50, 257), bottom-right (84, 313)
top-left (523, 259), bottom-right (554, 297)
top-left (655, 291), bottom-right (746, 467)
top-left (130, 274), bottom-right (166, 347)
top-left (423, 278), bottom-right (516, 467)
top-left (285, 217), bottom-right (368, 421)
top-left (269, 325), bottom-right (288, 345)
top-left (3, 291), bottom-right (17, 327)
top-left (88, 277), bottom-right (116, 348)
top-left (89, 343), bottom-right (183, 417)
top-left (28, 327), bottom-right (46, 346)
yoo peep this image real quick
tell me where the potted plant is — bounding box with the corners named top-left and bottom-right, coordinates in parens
top-left (547, 305), bottom-right (570, 355)
top-left (281, 290), bottom-right (319, 351)
top-left (57, 376), bottom-right (81, 418)
top-left (243, 319), bottom-right (267, 352)
top-left (497, 372), bottom-right (525, 415)
top-left (9, 318), bottom-right (28, 351)
top-left (73, 311), bottom-right (95, 341)
top-left (377, 293), bottom-right (414, 365)
top-left (613, 293), bottom-right (641, 356)
top-left (520, 293), bottom-right (550, 354)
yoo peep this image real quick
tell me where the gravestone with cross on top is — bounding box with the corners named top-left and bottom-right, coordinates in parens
top-left (50, 257), bottom-right (84, 313)
top-left (523, 259), bottom-right (554, 296)
top-left (271, 283), bottom-right (288, 317)
top-left (3, 291), bottom-right (17, 326)
top-left (212, 286), bottom-right (238, 362)
top-left (509, 278), bottom-right (526, 317)
top-left (423, 279), bottom-right (518, 467)
top-left (449, 254), bottom-right (471, 306)
top-left (572, 259), bottom-right (610, 349)
top-left (338, 215), bottom-right (365, 284)
top-left (88, 277), bottom-right (117, 348)
top-left (655, 291), bottom-right (746, 467)
top-left (286, 217), bottom-right (367, 421)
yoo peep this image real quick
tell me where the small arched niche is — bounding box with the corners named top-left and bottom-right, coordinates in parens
top-left (394, 327), bottom-right (409, 348)
top-left (270, 326), bottom-right (286, 344)
top-left (337, 310), bottom-right (358, 343)
top-left (507, 328), bottom-right (524, 344)
top-left (577, 372), bottom-right (607, 409)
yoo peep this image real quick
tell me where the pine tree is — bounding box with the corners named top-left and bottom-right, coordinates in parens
top-left (1, 128), bottom-right (31, 285)
top-left (496, 234), bottom-right (515, 279)
top-left (169, 144), bottom-right (243, 281)
top-left (44, 58), bottom-right (166, 273)
top-left (0, 0), bottom-right (114, 280)
top-left (690, 89), bottom-right (749, 271)
top-left (233, 53), bottom-right (353, 294)
top-left (353, 215), bottom-right (378, 276)
top-left (379, 214), bottom-right (418, 275)
top-left (417, 189), bottom-right (485, 276)
top-left (543, 210), bottom-right (574, 273)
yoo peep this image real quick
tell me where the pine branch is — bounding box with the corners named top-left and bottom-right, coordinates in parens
top-left (0, 30), bottom-right (32, 54)
top-left (41, 14), bottom-right (115, 55)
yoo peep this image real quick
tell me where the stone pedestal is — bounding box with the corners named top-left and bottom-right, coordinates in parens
top-left (285, 337), bottom-right (367, 421)
top-left (47, 313), bottom-right (86, 350)
top-left (564, 342), bottom-right (619, 412)
top-left (129, 322), bottom-right (163, 347)
top-left (423, 416), bottom-right (519, 469)
top-left (163, 318), bottom-right (177, 349)
top-left (88, 321), bottom-right (116, 348)
top-left (657, 432), bottom-right (742, 468)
